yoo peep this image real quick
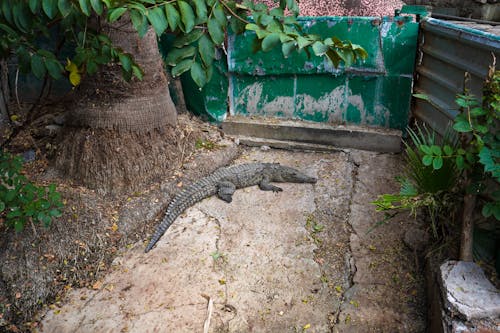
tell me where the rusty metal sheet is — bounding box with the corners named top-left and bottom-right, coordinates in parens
top-left (414, 17), bottom-right (500, 135)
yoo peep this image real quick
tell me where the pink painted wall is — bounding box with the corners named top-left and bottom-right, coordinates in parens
top-left (257, 0), bottom-right (404, 17)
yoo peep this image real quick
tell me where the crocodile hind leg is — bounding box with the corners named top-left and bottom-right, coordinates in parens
top-left (217, 181), bottom-right (236, 203)
top-left (259, 175), bottom-right (283, 192)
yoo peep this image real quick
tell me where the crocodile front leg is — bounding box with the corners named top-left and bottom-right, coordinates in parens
top-left (259, 175), bottom-right (283, 193)
top-left (217, 180), bottom-right (237, 203)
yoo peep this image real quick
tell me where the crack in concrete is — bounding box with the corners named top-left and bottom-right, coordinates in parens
top-left (197, 207), bottom-right (238, 331)
top-left (330, 151), bottom-right (359, 328)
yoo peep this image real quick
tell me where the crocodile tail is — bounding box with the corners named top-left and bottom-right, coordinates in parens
top-left (144, 182), bottom-right (217, 252)
top-left (144, 214), bottom-right (173, 253)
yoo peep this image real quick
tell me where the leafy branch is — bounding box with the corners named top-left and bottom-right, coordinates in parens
top-left (0, 0), bottom-right (368, 89)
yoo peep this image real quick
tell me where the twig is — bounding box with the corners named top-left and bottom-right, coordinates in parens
top-left (201, 294), bottom-right (214, 333)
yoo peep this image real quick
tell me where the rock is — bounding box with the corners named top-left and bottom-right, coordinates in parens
top-left (22, 150), bottom-right (36, 162)
top-left (440, 261), bottom-right (500, 322)
top-left (44, 124), bottom-right (62, 136)
top-left (403, 227), bottom-right (429, 253)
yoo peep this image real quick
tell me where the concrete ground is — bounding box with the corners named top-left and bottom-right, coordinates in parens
top-left (40, 148), bottom-right (426, 332)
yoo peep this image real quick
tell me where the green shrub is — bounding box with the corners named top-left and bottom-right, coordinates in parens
top-left (372, 124), bottom-right (460, 237)
top-left (0, 151), bottom-right (63, 232)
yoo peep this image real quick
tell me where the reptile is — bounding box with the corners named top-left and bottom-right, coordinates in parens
top-left (145, 163), bottom-right (317, 252)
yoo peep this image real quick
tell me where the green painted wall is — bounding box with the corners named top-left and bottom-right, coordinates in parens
top-left (228, 16), bottom-right (419, 131)
top-left (159, 13), bottom-right (420, 129)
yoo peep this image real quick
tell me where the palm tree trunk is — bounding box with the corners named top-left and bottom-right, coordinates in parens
top-left (56, 20), bottom-right (180, 195)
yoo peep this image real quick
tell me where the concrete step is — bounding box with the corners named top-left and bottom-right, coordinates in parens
top-left (221, 117), bottom-right (402, 153)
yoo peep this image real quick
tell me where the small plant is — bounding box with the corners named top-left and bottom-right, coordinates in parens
top-left (372, 125), bottom-right (460, 238)
top-left (0, 151), bottom-right (63, 232)
top-left (419, 72), bottom-right (499, 220)
top-left (195, 139), bottom-right (217, 150)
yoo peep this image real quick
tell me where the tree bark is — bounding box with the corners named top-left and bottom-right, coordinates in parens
top-left (56, 19), bottom-right (180, 195)
top-left (0, 59), bottom-right (11, 142)
top-left (459, 192), bottom-right (476, 261)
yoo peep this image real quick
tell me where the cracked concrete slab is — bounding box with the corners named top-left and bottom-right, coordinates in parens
top-left (40, 148), bottom-right (426, 333)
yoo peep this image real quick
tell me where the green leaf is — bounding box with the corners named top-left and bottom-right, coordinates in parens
top-left (453, 120), bottom-right (472, 133)
top-left (178, 1), bottom-right (195, 33)
top-left (192, 0), bottom-right (207, 24)
top-left (479, 147), bottom-right (498, 174)
top-left (326, 49), bottom-right (341, 68)
top-left (14, 220), bottom-right (25, 232)
top-left (45, 58), bottom-right (63, 79)
top-left (108, 7), bottom-right (127, 22)
top-left (482, 202), bottom-right (500, 220)
top-left (131, 64), bottom-right (143, 80)
top-left (213, 3), bottom-right (227, 27)
top-left (269, 7), bottom-right (284, 17)
top-left (7, 208), bottom-right (22, 219)
top-left (312, 41), bottom-right (328, 56)
top-left (430, 145), bottom-right (442, 156)
top-left (0, 201), bottom-right (4, 212)
top-left (5, 189), bottom-right (16, 203)
top-left (261, 33), bottom-right (280, 52)
top-left (282, 40), bottom-right (296, 57)
top-left (49, 208), bottom-right (62, 217)
top-left (12, 3), bottom-right (32, 32)
top-left (352, 44), bottom-right (368, 59)
top-left (90, 0), bottom-right (103, 15)
top-left (470, 107), bottom-right (487, 117)
top-left (147, 6), bottom-right (168, 35)
top-left (456, 155), bottom-right (465, 170)
top-left (259, 14), bottom-right (273, 26)
top-left (198, 34), bottom-right (214, 66)
top-left (413, 93), bottom-right (430, 101)
top-left (42, 0), bottom-right (58, 19)
top-left (245, 23), bottom-right (260, 31)
top-left (443, 145), bottom-right (453, 156)
top-left (422, 155), bottom-right (433, 166)
top-left (229, 15), bottom-right (246, 34)
top-left (172, 29), bottom-right (204, 47)
top-left (432, 156), bottom-right (443, 170)
top-left (58, 0), bottom-right (72, 17)
top-left (190, 61), bottom-right (207, 88)
top-left (165, 3), bottom-right (180, 31)
top-left (130, 9), bottom-right (149, 37)
top-left (207, 17), bottom-right (224, 45)
top-left (164, 45), bottom-right (196, 66)
top-left (86, 60), bottom-right (98, 75)
top-left (475, 124), bottom-right (488, 134)
top-left (29, 0), bottom-right (41, 14)
top-left (336, 48), bottom-right (354, 67)
top-left (1, 1), bottom-right (13, 24)
top-left (118, 53), bottom-right (132, 72)
top-left (420, 144), bottom-right (432, 155)
top-left (297, 36), bottom-right (312, 49)
top-left (78, 0), bottom-right (91, 16)
top-left (31, 54), bottom-right (46, 79)
top-left (171, 58), bottom-right (194, 77)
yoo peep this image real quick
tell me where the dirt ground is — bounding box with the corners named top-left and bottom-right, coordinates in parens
top-left (36, 145), bottom-right (426, 332)
top-left (0, 113), bottom-right (238, 332)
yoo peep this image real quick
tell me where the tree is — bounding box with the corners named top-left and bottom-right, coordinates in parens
top-left (0, 0), bottom-right (367, 194)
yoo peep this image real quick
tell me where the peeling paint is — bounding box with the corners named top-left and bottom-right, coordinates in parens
top-left (234, 81), bottom-right (372, 125)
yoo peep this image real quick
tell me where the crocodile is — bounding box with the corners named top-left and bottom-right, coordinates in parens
top-left (145, 163), bottom-right (317, 252)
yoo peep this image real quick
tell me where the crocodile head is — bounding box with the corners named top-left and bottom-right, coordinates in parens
top-left (271, 165), bottom-right (317, 184)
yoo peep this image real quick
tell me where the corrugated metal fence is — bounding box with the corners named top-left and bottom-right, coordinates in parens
top-left (413, 18), bottom-right (500, 135)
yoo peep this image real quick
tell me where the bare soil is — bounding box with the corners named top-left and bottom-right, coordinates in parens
top-left (0, 111), bottom-right (239, 332)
